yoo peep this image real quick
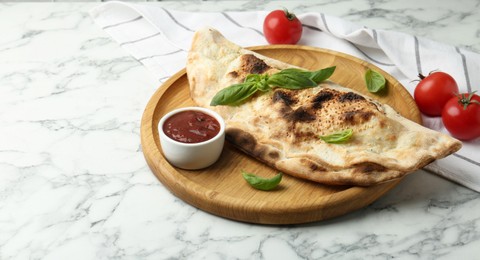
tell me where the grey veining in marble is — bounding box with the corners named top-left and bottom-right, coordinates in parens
top-left (1, 1), bottom-right (480, 259)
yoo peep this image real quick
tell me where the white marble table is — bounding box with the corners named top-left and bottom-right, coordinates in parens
top-left (1, 1), bottom-right (479, 259)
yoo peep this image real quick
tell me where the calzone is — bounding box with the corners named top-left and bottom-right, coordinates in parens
top-left (186, 27), bottom-right (462, 186)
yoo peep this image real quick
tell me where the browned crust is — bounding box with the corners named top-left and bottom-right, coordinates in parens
top-left (226, 127), bottom-right (408, 186)
top-left (186, 28), bottom-right (463, 186)
top-left (226, 126), bottom-right (461, 186)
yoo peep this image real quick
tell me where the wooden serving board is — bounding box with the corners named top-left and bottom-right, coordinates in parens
top-left (140, 45), bottom-right (421, 225)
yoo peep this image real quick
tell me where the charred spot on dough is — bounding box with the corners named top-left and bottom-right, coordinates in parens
top-left (278, 104), bottom-right (293, 117)
top-left (251, 146), bottom-right (268, 159)
top-left (339, 92), bottom-right (365, 103)
top-left (226, 128), bottom-right (257, 151)
top-left (354, 162), bottom-right (387, 174)
top-left (275, 93), bottom-right (316, 122)
top-left (251, 146), bottom-right (279, 162)
top-left (226, 128), bottom-right (279, 162)
top-left (385, 134), bottom-right (397, 142)
top-left (267, 150), bottom-right (280, 160)
top-left (272, 90), bottom-right (297, 106)
top-left (292, 129), bottom-right (317, 143)
top-left (240, 54), bottom-right (270, 74)
top-left (342, 109), bottom-right (374, 125)
top-left (300, 158), bottom-right (326, 172)
top-left (289, 107), bottom-right (316, 122)
top-left (379, 119), bottom-right (387, 128)
top-left (311, 90), bottom-right (334, 109)
top-left (228, 71), bottom-right (239, 79)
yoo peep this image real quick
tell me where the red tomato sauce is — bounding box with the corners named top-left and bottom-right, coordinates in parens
top-left (163, 110), bottom-right (220, 143)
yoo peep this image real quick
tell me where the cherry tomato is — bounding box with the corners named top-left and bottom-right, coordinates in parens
top-left (263, 9), bottom-right (303, 45)
top-left (414, 72), bottom-right (459, 116)
top-left (442, 92), bottom-right (480, 140)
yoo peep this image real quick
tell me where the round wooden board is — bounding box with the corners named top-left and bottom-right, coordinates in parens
top-left (141, 45), bottom-right (422, 225)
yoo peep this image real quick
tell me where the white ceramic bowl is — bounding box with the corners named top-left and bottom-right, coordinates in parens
top-left (159, 106), bottom-right (225, 170)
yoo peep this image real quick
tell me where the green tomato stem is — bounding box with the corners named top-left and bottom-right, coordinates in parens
top-left (283, 8), bottom-right (296, 21)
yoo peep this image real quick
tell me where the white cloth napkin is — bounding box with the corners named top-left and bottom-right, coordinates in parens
top-left (90, 1), bottom-right (480, 192)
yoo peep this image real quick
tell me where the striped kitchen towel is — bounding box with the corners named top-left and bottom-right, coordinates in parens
top-left (90, 1), bottom-right (480, 192)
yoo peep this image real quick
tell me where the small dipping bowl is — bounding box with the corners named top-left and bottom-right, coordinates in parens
top-left (159, 106), bottom-right (225, 170)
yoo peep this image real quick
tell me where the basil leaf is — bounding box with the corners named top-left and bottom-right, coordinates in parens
top-left (247, 74), bottom-right (270, 92)
top-left (309, 66), bottom-right (336, 83)
top-left (210, 82), bottom-right (258, 106)
top-left (267, 66), bottom-right (335, 89)
top-left (245, 73), bottom-right (262, 83)
top-left (242, 171), bottom-right (283, 191)
top-left (267, 70), bottom-right (316, 90)
top-left (274, 68), bottom-right (308, 76)
top-left (365, 69), bottom-right (386, 93)
top-left (210, 66), bottom-right (336, 106)
top-left (319, 129), bottom-right (353, 144)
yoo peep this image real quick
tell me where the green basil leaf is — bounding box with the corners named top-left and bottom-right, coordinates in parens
top-left (242, 171), bottom-right (283, 191)
top-left (319, 129), bottom-right (353, 144)
top-left (267, 70), bottom-right (316, 90)
top-left (274, 68), bottom-right (308, 76)
top-left (365, 69), bottom-right (386, 93)
top-left (248, 74), bottom-right (270, 92)
top-left (210, 82), bottom-right (258, 106)
top-left (210, 66), bottom-right (336, 106)
top-left (245, 73), bottom-right (262, 83)
top-left (309, 66), bottom-right (336, 83)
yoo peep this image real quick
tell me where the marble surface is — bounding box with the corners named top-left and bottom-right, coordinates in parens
top-left (1, 1), bottom-right (480, 259)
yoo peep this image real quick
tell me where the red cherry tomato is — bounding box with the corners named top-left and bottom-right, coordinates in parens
top-left (414, 72), bottom-right (459, 116)
top-left (263, 9), bottom-right (303, 45)
top-left (442, 92), bottom-right (480, 140)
